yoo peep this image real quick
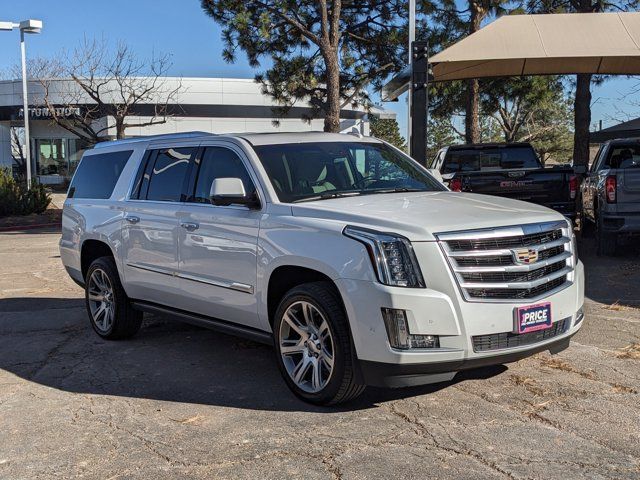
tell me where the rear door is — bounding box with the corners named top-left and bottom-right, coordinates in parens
top-left (174, 143), bottom-right (263, 330)
top-left (121, 145), bottom-right (197, 306)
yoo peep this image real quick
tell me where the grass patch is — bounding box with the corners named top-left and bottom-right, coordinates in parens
top-left (539, 357), bottom-right (597, 380)
top-left (510, 374), bottom-right (547, 396)
top-left (611, 383), bottom-right (638, 394)
top-left (603, 302), bottom-right (628, 312)
top-left (615, 343), bottom-right (640, 360)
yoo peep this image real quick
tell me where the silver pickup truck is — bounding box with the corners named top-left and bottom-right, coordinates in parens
top-left (581, 138), bottom-right (640, 255)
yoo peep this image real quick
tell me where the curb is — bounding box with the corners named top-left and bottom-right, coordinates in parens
top-left (0, 222), bottom-right (61, 233)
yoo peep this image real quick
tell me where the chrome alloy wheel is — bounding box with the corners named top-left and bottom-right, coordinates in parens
top-left (279, 301), bottom-right (335, 393)
top-left (87, 268), bottom-right (115, 333)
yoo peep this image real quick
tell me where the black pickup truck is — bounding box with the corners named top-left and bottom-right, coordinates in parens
top-left (430, 143), bottom-right (580, 219)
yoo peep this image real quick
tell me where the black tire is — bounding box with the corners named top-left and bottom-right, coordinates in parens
top-left (273, 281), bottom-right (365, 405)
top-left (596, 216), bottom-right (617, 256)
top-left (85, 256), bottom-right (142, 339)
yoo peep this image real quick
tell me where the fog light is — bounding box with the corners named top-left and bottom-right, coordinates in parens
top-left (381, 308), bottom-right (439, 349)
top-left (574, 308), bottom-right (585, 326)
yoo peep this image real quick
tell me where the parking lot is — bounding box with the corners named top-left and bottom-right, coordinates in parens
top-left (0, 229), bottom-right (638, 479)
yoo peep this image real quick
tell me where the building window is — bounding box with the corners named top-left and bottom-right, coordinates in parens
top-left (32, 137), bottom-right (91, 188)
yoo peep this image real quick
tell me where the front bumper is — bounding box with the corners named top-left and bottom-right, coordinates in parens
top-left (359, 327), bottom-right (576, 387)
top-left (336, 255), bottom-right (585, 388)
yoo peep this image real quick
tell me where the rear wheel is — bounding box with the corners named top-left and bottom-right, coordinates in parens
top-left (85, 257), bottom-right (142, 339)
top-left (596, 216), bottom-right (617, 256)
top-left (273, 282), bottom-right (365, 405)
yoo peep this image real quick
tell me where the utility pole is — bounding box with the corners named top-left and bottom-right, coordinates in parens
top-left (410, 41), bottom-right (428, 166)
top-left (407, 0), bottom-right (415, 151)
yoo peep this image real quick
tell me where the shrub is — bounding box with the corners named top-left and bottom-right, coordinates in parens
top-left (0, 168), bottom-right (51, 217)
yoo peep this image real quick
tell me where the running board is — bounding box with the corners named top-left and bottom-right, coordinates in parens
top-left (130, 301), bottom-right (273, 345)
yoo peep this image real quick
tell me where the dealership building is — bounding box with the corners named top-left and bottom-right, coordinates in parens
top-left (0, 77), bottom-right (391, 186)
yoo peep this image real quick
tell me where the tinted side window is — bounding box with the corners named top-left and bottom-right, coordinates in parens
top-left (68, 150), bottom-right (133, 199)
top-left (145, 147), bottom-right (195, 202)
top-left (191, 147), bottom-right (256, 204)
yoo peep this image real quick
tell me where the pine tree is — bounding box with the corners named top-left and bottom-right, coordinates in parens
top-left (202, 0), bottom-right (432, 132)
top-left (369, 116), bottom-right (406, 150)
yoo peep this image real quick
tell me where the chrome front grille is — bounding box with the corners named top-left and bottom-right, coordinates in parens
top-left (436, 221), bottom-right (575, 302)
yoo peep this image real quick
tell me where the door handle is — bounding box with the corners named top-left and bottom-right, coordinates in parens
top-left (125, 215), bottom-right (140, 224)
top-left (180, 222), bottom-right (199, 231)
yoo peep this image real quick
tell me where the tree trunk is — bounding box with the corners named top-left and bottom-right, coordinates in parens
top-left (323, 48), bottom-right (341, 133)
top-left (115, 119), bottom-right (126, 139)
top-left (573, 73), bottom-right (592, 167)
top-left (465, 79), bottom-right (480, 143)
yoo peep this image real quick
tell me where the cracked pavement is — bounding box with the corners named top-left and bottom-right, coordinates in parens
top-left (0, 230), bottom-right (638, 479)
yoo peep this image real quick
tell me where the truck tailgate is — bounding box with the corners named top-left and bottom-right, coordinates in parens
top-left (618, 169), bottom-right (640, 212)
top-left (460, 169), bottom-right (571, 204)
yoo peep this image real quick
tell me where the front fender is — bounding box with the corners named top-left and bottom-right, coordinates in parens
top-left (256, 214), bottom-right (377, 325)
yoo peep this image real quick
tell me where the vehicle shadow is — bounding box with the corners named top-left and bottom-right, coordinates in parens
top-left (0, 296), bottom-right (507, 412)
top-left (0, 225), bottom-right (61, 235)
top-left (578, 236), bottom-right (640, 308)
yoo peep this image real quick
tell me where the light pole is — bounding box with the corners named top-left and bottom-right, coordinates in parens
top-left (0, 19), bottom-right (43, 188)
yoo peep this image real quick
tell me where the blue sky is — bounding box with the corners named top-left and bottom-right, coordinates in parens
top-left (1, 0), bottom-right (639, 139)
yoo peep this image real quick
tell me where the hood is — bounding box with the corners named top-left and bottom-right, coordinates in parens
top-left (290, 191), bottom-right (565, 241)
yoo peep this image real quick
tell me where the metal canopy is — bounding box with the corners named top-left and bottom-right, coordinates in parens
top-left (429, 12), bottom-right (640, 82)
top-left (382, 12), bottom-right (640, 164)
top-left (383, 12), bottom-right (640, 101)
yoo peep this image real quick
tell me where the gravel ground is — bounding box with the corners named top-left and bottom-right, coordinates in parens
top-left (0, 230), bottom-right (638, 479)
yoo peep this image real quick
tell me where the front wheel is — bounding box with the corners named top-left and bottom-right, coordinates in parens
top-left (273, 282), bottom-right (365, 405)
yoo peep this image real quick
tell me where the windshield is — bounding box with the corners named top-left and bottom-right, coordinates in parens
top-left (253, 141), bottom-right (445, 203)
top-left (443, 147), bottom-right (541, 174)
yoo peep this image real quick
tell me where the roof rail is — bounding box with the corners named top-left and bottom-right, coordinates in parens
top-left (93, 131), bottom-right (213, 149)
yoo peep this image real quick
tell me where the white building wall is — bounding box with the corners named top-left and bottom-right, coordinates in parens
top-left (0, 77), bottom-right (388, 174)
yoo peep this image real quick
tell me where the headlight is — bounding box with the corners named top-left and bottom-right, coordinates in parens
top-left (343, 226), bottom-right (425, 288)
top-left (564, 218), bottom-right (578, 262)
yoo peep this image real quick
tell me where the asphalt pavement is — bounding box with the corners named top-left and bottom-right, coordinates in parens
top-left (0, 230), bottom-right (638, 479)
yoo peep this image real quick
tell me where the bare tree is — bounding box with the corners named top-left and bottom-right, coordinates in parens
top-left (33, 39), bottom-right (182, 145)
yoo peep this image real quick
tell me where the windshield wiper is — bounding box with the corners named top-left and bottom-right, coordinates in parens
top-left (362, 187), bottom-right (429, 195)
top-left (292, 191), bottom-right (364, 203)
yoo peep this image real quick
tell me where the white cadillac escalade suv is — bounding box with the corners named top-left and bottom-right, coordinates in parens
top-left (60, 132), bottom-right (585, 405)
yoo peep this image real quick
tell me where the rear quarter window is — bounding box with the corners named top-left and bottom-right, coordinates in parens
top-left (68, 150), bottom-right (133, 199)
top-left (605, 145), bottom-right (640, 169)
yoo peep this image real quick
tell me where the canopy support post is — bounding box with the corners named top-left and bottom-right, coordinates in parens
top-left (410, 41), bottom-right (429, 165)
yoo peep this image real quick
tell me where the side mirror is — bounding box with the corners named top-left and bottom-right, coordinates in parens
top-left (427, 168), bottom-right (444, 184)
top-left (210, 178), bottom-right (259, 208)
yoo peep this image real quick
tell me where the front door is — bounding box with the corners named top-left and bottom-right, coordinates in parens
top-left (175, 144), bottom-right (263, 329)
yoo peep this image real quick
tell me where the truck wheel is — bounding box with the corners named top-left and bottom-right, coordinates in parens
top-left (85, 257), bottom-right (142, 339)
top-left (273, 282), bottom-right (365, 405)
top-left (596, 217), bottom-right (617, 256)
